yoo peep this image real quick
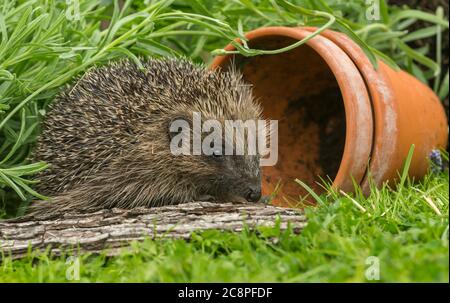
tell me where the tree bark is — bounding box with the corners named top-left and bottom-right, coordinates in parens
top-left (0, 202), bottom-right (306, 259)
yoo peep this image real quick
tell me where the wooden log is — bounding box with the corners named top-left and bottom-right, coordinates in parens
top-left (0, 202), bottom-right (306, 259)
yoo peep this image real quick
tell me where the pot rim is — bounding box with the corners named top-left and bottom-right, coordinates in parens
top-left (302, 27), bottom-right (398, 192)
top-left (210, 26), bottom-right (374, 192)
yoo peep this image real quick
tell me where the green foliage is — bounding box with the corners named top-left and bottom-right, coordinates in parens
top-left (1, 171), bottom-right (448, 282)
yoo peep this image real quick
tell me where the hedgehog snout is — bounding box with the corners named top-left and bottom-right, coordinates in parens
top-left (245, 184), bottom-right (262, 202)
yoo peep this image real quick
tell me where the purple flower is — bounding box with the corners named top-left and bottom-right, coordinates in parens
top-left (429, 149), bottom-right (443, 174)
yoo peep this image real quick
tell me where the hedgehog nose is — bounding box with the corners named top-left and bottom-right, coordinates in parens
top-left (246, 185), bottom-right (262, 202)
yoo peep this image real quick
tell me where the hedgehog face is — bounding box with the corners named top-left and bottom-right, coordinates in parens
top-left (207, 127), bottom-right (262, 202)
top-left (199, 152), bottom-right (262, 203)
top-left (225, 155), bottom-right (262, 202)
top-left (176, 153), bottom-right (262, 203)
top-left (160, 64), bottom-right (264, 204)
top-left (169, 115), bottom-right (261, 202)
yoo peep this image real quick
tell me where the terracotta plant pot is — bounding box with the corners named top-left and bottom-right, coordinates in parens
top-left (210, 26), bottom-right (448, 206)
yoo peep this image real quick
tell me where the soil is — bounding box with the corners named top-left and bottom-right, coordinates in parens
top-left (286, 88), bottom-right (346, 181)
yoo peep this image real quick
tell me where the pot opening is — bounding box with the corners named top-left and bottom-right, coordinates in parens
top-left (222, 36), bottom-right (346, 206)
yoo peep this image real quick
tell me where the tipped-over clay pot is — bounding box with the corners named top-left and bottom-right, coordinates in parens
top-left (210, 26), bottom-right (448, 206)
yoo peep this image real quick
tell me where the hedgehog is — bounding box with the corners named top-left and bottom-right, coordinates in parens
top-left (28, 58), bottom-right (263, 215)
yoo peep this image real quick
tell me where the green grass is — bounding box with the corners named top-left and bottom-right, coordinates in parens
top-left (1, 170), bottom-right (448, 282)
